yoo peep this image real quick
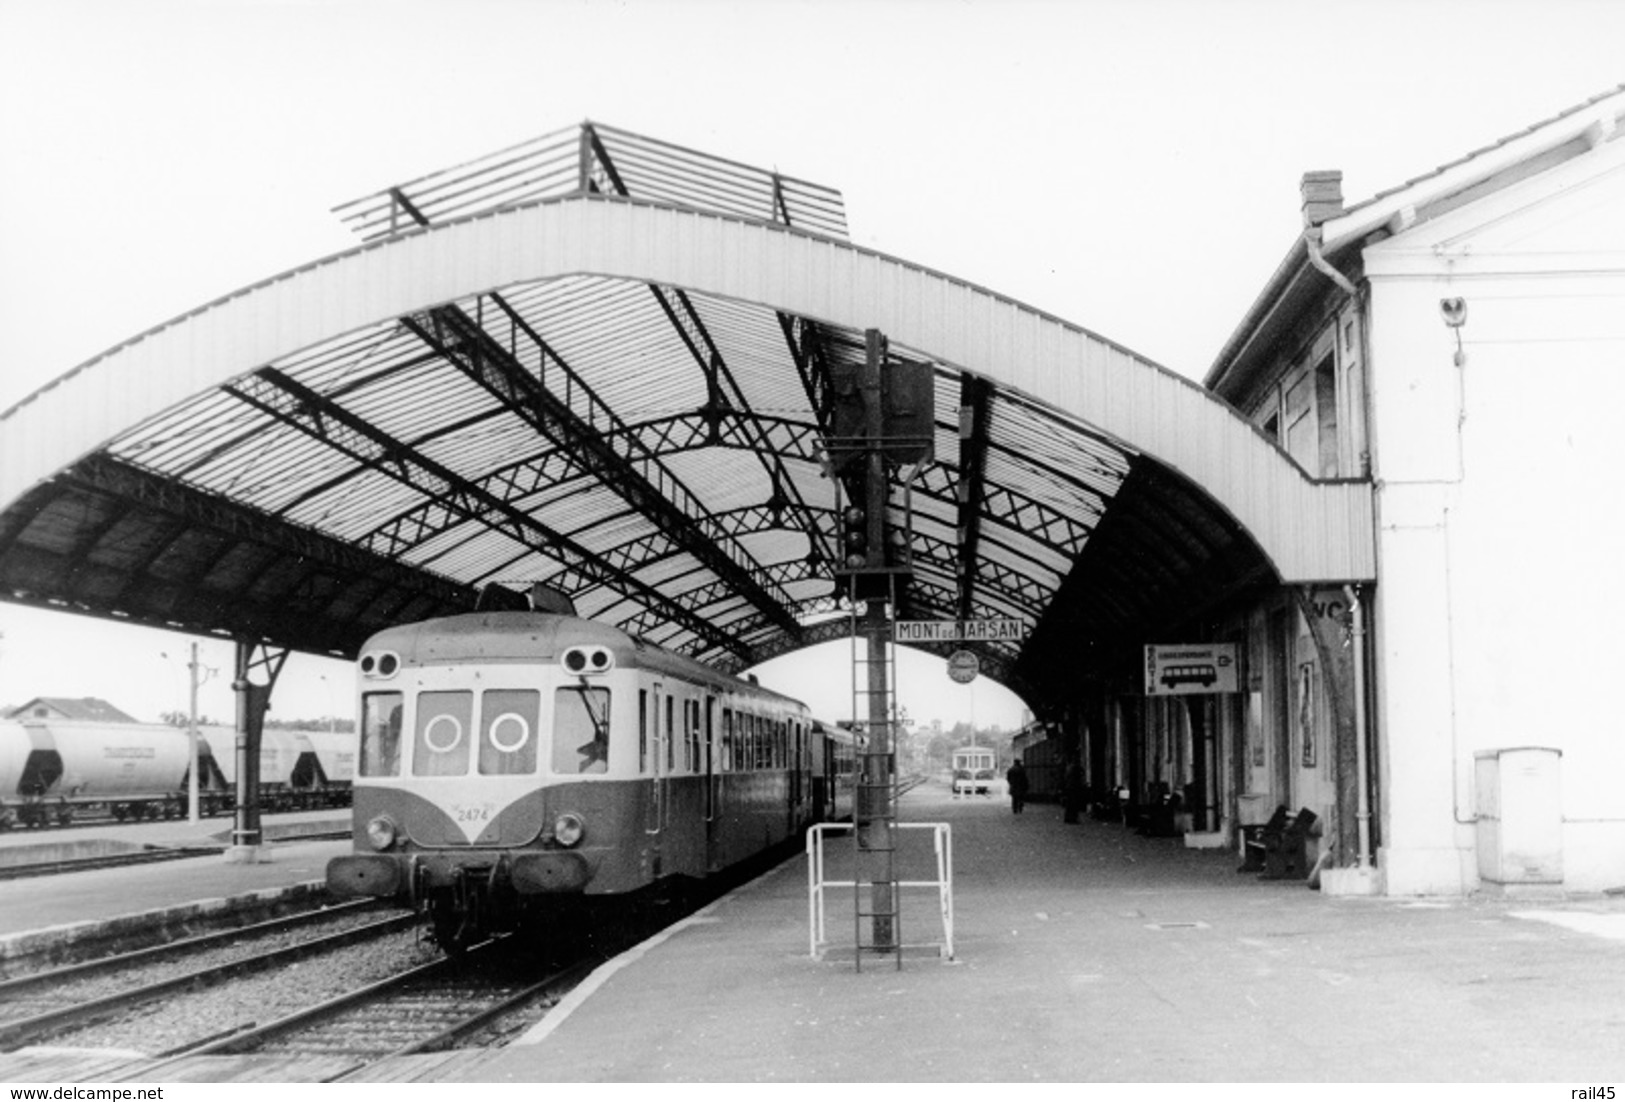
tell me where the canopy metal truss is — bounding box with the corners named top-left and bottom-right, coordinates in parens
top-left (0, 121), bottom-right (1308, 707)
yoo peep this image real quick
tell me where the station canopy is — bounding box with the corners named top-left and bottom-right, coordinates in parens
top-left (0, 123), bottom-right (1373, 705)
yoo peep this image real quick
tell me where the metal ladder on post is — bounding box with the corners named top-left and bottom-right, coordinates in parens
top-left (850, 574), bottom-right (902, 970)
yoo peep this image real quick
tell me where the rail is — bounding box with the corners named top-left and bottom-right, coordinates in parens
top-left (806, 821), bottom-right (953, 962)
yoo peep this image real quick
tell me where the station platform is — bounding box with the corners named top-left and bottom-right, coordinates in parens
top-left (454, 785), bottom-right (1625, 1083)
top-left (0, 811), bottom-right (351, 957)
top-left (3, 792), bottom-right (1623, 1081)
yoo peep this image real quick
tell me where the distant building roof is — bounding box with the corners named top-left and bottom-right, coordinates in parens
top-left (4, 696), bottom-right (140, 723)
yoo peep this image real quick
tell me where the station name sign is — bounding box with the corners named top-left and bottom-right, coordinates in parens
top-left (894, 618), bottom-right (1026, 643)
top-left (1144, 642), bottom-right (1239, 695)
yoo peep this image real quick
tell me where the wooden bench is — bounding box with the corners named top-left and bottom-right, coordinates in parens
top-left (1238, 804), bottom-right (1290, 872)
top-left (1261, 807), bottom-right (1319, 880)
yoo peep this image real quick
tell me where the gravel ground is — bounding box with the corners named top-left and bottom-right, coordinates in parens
top-left (43, 927), bottom-right (440, 1056)
top-left (3, 906), bottom-right (405, 1003)
top-left (0, 896), bottom-right (346, 981)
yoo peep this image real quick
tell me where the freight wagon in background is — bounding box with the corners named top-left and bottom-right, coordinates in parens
top-left (0, 719), bottom-right (353, 828)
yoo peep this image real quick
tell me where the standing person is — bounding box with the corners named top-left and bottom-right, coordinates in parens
top-left (1006, 758), bottom-right (1029, 814)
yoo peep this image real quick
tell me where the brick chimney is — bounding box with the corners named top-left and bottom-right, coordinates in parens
top-left (1300, 170), bottom-right (1344, 227)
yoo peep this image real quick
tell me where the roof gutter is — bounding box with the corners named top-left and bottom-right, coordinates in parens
top-left (1210, 90), bottom-right (1625, 394)
top-left (1318, 92), bottom-right (1625, 254)
top-left (1204, 171), bottom-right (1352, 393)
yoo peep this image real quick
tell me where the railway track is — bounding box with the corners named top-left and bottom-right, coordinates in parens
top-left (0, 903), bottom-right (415, 1051)
top-left (143, 938), bottom-right (601, 1078)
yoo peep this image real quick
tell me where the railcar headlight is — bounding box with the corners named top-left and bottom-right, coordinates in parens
top-left (366, 815), bottom-right (398, 851)
top-left (553, 812), bottom-right (585, 848)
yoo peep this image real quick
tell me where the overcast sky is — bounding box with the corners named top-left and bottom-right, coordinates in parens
top-left (2, 0), bottom-right (1623, 727)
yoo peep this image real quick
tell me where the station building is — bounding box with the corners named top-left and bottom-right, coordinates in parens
top-left (1055, 86), bottom-right (1625, 896)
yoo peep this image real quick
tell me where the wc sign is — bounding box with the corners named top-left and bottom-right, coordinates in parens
top-left (1144, 643), bottom-right (1239, 696)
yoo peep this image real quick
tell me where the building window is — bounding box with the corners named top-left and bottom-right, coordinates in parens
top-left (1315, 354), bottom-right (1339, 477)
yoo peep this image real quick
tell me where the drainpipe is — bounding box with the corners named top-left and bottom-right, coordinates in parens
top-left (1344, 584), bottom-right (1373, 869)
top-left (1304, 227), bottom-right (1358, 297)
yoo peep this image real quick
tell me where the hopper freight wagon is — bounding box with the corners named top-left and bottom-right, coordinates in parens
top-left (0, 719), bottom-right (353, 829)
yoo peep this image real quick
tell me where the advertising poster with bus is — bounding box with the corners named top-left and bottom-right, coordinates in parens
top-left (1143, 643), bottom-right (1239, 695)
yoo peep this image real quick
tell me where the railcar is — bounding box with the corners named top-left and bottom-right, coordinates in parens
top-left (951, 745), bottom-right (996, 796)
top-left (325, 610), bottom-right (843, 952)
top-left (0, 719), bottom-right (352, 828)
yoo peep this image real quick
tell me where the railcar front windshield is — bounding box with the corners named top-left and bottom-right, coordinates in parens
top-left (414, 691), bottom-right (473, 776)
top-left (359, 692), bottom-right (403, 776)
top-left (479, 689), bottom-right (540, 775)
top-left (554, 685), bottom-right (610, 774)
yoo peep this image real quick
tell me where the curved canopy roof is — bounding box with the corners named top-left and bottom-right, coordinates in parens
top-left (0, 123), bottom-right (1373, 704)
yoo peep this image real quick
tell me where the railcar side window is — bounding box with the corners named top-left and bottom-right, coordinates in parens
top-left (685, 699), bottom-right (700, 773)
top-left (359, 692), bottom-right (403, 776)
top-left (665, 696), bottom-right (675, 772)
top-left (478, 689), bottom-right (539, 775)
top-left (414, 691), bottom-right (473, 776)
top-left (638, 690), bottom-right (649, 773)
top-left (555, 686), bottom-right (611, 774)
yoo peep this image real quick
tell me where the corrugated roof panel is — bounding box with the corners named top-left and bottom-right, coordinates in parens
top-left (658, 449), bottom-right (771, 516)
top-left (415, 528), bottom-right (541, 583)
top-left (980, 446), bottom-right (1108, 524)
top-left (571, 510), bottom-right (665, 555)
top-left (483, 547), bottom-right (570, 587)
top-left (500, 278), bottom-right (711, 427)
top-left (418, 424), bottom-right (555, 491)
top-left (285, 470), bottom-right (439, 540)
top-left (733, 529), bottom-right (806, 567)
top-left (172, 422), bottom-right (357, 514)
top-left (630, 553), bottom-right (707, 591)
top-left (109, 389), bottom-right (269, 474)
top-left (683, 294), bottom-right (814, 415)
top-left (337, 361), bottom-right (495, 455)
top-left (271, 322), bottom-right (428, 396)
top-left (538, 478), bottom-right (642, 528)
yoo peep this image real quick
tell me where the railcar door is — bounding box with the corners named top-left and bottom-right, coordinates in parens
top-left (646, 684), bottom-right (667, 861)
top-left (704, 696), bottom-right (720, 871)
top-left (791, 719), bottom-right (805, 830)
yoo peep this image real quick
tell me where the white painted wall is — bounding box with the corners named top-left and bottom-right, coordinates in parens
top-left (1363, 140), bottom-right (1625, 893)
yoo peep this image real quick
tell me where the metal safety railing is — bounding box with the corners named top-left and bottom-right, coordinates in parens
top-left (806, 821), bottom-right (954, 963)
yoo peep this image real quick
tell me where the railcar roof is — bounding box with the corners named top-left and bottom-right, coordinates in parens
top-left (367, 611), bottom-right (805, 707)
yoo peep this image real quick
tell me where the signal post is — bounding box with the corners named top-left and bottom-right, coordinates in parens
top-left (829, 329), bottom-right (932, 964)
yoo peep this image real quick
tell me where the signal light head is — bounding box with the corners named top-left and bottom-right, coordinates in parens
top-left (841, 502), bottom-right (868, 565)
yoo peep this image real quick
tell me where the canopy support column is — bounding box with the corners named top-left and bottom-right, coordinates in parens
top-left (226, 640), bottom-right (288, 864)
